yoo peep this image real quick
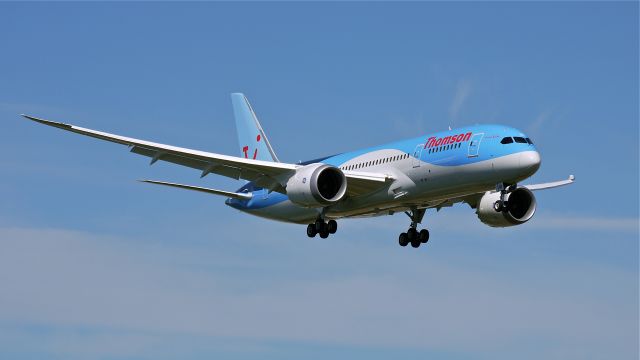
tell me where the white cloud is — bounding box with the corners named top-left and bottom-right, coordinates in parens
top-left (530, 214), bottom-right (639, 232)
top-left (449, 79), bottom-right (472, 124)
top-left (0, 226), bottom-right (636, 359)
top-left (340, 208), bottom-right (639, 235)
top-left (528, 110), bottom-right (550, 132)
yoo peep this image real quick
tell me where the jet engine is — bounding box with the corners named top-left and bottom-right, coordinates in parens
top-left (286, 163), bottom-right (347, 208)
top-left (476, 187), bottom-right (537, 227)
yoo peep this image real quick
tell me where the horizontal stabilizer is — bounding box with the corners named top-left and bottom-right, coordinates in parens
top-left (140, 180), bottom-right (253, 200)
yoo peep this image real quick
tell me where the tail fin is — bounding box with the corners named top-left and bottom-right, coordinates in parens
top-left (231, 93), bottom-right (279, 162)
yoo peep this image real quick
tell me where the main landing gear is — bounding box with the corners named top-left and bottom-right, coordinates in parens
top-left (493, 182), bottom-right (517, 212)
top-left (307, 218), bottom-right (338, 239)
top-left (398, 208), bottom-right (429, 249)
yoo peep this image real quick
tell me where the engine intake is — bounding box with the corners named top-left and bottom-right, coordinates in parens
top-left (286, 163), bottom-right (347, 207)
top-left (477, 187), bottom-right (537, 227)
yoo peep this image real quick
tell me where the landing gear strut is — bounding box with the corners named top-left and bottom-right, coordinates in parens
top-left (307, 217), bottom-right (337, 239)
top-left (493, 183), bottom-right (517, 212)
top-left (398, 208), bottom-right (429, 249)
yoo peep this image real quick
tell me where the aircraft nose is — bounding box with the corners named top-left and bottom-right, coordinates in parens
top-left (519, 151), bottom-right (541, 173)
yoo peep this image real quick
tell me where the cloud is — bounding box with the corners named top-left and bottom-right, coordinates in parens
top-left (340, 208), bottom-right (639, 235)
top-left (530, 214), bottom-right (639, 232)
top-left (527, 110), bottom-right (552, 139)
top-left (449, 79), bottom-right (472, 124)
top-left (0, 226), bottom-right (637, 359)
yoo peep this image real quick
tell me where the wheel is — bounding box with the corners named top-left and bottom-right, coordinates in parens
top-left (410, 238), bottom-right (421, 248)
top-left (398, 233), bottom-right (409, 247)
top-left (327, 220), bottom-right (337, 234)
top-left (319, 230), bottom-right (329, 239)
top-left (419, 229), bottom-right (429, 243)
top-left (306, 224), bottom-right (317, 238)
top-left (407, 228), bottom-right (418, 242)
top-left (493, 200), bottom-right (503, 212)
top-left (315, 219), bottom-right (325, 232)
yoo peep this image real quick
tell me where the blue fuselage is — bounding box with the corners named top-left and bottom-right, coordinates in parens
top-left (226, 124), bottom-right (540, 224)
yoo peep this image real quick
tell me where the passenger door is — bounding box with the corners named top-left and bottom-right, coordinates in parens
top-left (467, 133), bottom-right (484, 157)
top-left (412, 144), bottom-right (423, 168)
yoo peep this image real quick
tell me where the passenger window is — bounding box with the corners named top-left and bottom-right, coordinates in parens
top-left (514, 137), bottom-right (527, 143)
top-left (501, 137), bottom-right (514, 144)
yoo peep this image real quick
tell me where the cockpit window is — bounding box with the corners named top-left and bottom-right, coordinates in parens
top-left (513, 137), bottom-right (527, 143)
top-left (500, 137), bottom-right (514, 144)
top-left (526, 138), bottom-right (533, 144)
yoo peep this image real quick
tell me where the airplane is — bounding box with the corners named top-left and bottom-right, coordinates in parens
top-left (22, 93), bottom-right (574, 249)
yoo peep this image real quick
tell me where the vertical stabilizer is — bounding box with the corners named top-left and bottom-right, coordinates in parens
top-left (231, 93), bottom-right (280, 162)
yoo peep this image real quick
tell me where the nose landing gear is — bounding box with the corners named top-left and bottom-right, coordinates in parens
top-left (493, 182), bottom-right (518, 212)
top-left (398, 208), bottom-right (430, 249)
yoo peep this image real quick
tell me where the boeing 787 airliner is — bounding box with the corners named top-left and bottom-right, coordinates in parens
top-left (22, 93), bottom-right (574, 248)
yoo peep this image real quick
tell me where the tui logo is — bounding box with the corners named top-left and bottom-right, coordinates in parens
top-left (242, 134), bottom-right (262, 159)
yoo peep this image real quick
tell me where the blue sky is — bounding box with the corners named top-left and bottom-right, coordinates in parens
top-left (0, 2), bottom-right (638, 359)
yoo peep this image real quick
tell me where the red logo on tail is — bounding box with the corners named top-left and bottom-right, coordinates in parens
top-left (243, 134), bottom-right (262, 159)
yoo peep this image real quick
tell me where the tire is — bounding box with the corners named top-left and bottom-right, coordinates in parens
top-left (327, 220), bottom-right (337, 234)
top-left (410, 239), bottom-right (421, 248)
top-left (315, 219), bottom-right (325, 232)
top-left (407, 228), bottom-right (418, 242)
top-left (398, 233), bottom-right (409, 247)
top-left (319, 230), bottom-right (329, 239)
top-left (419, 229), bottom-right (429, 243)
top-left (307, 224), bottom-right (317, 238)
top-left (493, 200), bottom-right (503, 212)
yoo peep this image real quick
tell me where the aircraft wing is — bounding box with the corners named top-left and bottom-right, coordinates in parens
top-left (522, 175), bottom-right (575, 191)
top-left (22, 115), bottom-right (390, 196)
top-left (22, 114), bottom-right (299, 192)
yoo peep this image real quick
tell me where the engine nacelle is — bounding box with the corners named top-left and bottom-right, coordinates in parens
top-left (477, 187), bottom-right (537, 227)
top-left (286, 163), bottom-right (347, 208)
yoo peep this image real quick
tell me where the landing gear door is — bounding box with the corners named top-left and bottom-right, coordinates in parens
top-left (467, 133), bottom-right (484, 158)
top-left (412, 144), bottom-right (423, 168)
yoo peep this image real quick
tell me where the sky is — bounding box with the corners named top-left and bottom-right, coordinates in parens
top-left (0, 2), bottom-right (638, 360)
